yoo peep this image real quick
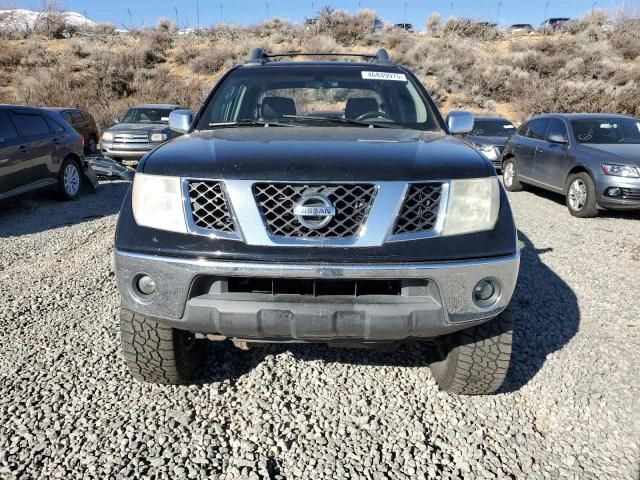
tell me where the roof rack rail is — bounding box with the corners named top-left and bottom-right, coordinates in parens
top-left (245, 48), bottom-right (394, 66)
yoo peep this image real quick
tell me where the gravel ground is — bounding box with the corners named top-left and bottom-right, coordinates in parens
top-left (0, 180), bottom-right (638, 479)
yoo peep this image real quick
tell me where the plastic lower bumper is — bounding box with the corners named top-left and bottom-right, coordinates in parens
top-left (595, 177), bottom-right (640, 210)
top-left (115, 250), bottom-right (520, 340)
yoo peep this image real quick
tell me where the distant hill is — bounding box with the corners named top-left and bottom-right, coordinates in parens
top-left (0, 9), bottom-right (95, 32)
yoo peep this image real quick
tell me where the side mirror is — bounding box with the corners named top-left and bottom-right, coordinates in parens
top-left (447, 110), bottom-right (474, 135)
top-left (548, 133), bottom-right (568, 144)
top-left (169, 110), bottom-right (193, 134)
top-left (112, 117), bottom-right (120, 124)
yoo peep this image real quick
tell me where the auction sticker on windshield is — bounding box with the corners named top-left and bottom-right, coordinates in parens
top-left (361, 71), bottom-right (407, 81)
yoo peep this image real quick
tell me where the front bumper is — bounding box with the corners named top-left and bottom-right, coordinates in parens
top-left (101, 142), bottom-right (157, 160)
top-left (595, 176), bottom-right (640, 210)
top-left (115, 250), bottom-right (520, 341)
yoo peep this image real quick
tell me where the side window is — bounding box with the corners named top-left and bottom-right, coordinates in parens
top-left (0, 111), bottom-right (20, 140)
top-left (526, 119), bottom-right (550, 140)
top-left (45, 116), bottom-right (66, 133)
top-left (62, 112), bottom-right (73, 123)
top-left (546, 118), bottom-right (568, 142)
top-left (71, 111), bottom-right (85, 124)
top-left (12, 113), bottom-right (51, 137)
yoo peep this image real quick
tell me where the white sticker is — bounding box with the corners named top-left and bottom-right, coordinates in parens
top-left (361, 71), bottom-right (407, 81)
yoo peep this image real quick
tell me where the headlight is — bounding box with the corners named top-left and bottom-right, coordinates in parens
top-left (476, 144), bottom-right (499, 161)
top-left (150, 133), bottom-right (168, 142)
top-left (442, 177), bottom-right (500, 236)
top-left (601, 163), bottom-right (639, 178)
top-left (131, 174), bottom-right (187, 233)
top-left (102, 132), bottom-right (114, 142)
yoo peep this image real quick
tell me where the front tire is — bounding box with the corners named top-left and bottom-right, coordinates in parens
top-left (566, 172), bottom-right (598, 218)
top-left (120, 308), bottom-right (204, 384)
top-left (429, 310), bottom-right (513, 395)
top-left (85, 135), bottom-right (98, 154)
top-left (502, 158), bottom-right (523, 192)
top-left (58, 159), bottom-right (81, 201)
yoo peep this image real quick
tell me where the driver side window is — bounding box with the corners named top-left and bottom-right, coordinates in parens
top-left (546, 119), bottom-right (568, 143)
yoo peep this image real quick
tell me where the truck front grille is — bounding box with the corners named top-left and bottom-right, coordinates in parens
top-left (113, 133), bottom-right (149, 146)
top-left (392, 183), bottom-right (443, 235)
top-left (253, 183), bottom-right (376, 238)
top-left (187, 181), bottom-right (236, 233)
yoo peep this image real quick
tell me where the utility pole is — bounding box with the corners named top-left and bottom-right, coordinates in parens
top-left (127, 8), bottom-right (132, 30)
top-left (591, 1), bottom-right (597, 14)
top-left (496, 1), bottom-right (502, 28)
top-left (266, 1), bottom-right (269, 20)
top-left (450, 1), bottom-right (454, 18)
top-left (220, 3), bottom-right (223, 22)
top-left (403, 2), bottom-right (407, 24)
top-left (175, 6), bottom-right (179, 29)
top-left (196, 0), bottom-right (200, 29)
top-left (543, 1), bottom-right (550, 23)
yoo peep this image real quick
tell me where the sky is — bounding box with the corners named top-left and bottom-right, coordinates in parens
top-left (11, 0), bottom-right (630, 29)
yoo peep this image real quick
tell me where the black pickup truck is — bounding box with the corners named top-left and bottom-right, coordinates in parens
top-left (114, 49), bottom-right (520, 395)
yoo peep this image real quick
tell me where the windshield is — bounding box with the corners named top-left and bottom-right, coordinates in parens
top-left (470, 119), bottom-right (516, 138)
top-left (572, 118), bottom-right (640, 144)
top-left (196, 65), bottom-right (443, 131)
top-left (121, 108), bottom-right (175, 124)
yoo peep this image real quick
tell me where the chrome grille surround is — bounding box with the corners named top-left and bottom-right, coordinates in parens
top-left (182, 180), bottom-right (242, 241)
top-left (253, 183), bottom-right (377, 239)
top-left (113, 133), bottom-right (149, 145)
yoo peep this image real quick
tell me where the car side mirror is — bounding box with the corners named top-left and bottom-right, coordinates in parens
top-left (447, 110), bottom-right (474, 135)
top-left (548, 133), bottom-right (568, 144)
top-left (169, 110), bottom-right (193, 134)
top-left (112, 117), bottom-right (120, 125)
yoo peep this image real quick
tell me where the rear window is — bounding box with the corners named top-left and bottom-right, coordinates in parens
top-left (12, 113), bottom-right (51, 137)
top-left (0, 111), bottom-right (19, 140)
top-left (471, 119), bottom-right (516, 138)
top-left (71, 111), bottom-right (85, 124)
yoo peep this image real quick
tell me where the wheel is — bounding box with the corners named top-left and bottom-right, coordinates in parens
top-left (566, 172), bottom-right (598, 218)
top-left (85, 135), bottom-right (98, 154)
top-left (58, 159), bottom-right (81, 200)
top-left (502, 158), bottom-right (523, 192)
top-left (120, 308), bottom-right (204, 384)
top-left (429, 310), bottom-right (513, 395)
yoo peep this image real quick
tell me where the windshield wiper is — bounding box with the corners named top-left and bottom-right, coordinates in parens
top-left (282, 115), bottom-right (404, 129)
top-left (207, 120), bottom-right (295, 128)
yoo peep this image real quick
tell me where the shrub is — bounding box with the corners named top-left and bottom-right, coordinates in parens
top-left (303, 35), bottom-right (340, 54)
top-left (189, 46), bottom-right (235, 74)
top-left (20, 43), bottom-right (57, 69)
top-left (70, 40), bottom-right (90, 58)
top-left (426, 13), bottom-right (442, 35)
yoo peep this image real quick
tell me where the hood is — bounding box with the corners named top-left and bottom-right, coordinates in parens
top-left (141, 127), bottom-right (491, 181)
top-left (107, 123), bottom-right (169, 134)
top-left (577, 144), bottom-right (640, 166)
top-left (465, 135), bottom-right (509, 148)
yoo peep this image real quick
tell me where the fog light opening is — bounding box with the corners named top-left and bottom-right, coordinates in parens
top-left (606, 187), bottom-right (621, 197)
top-left (472, 278), bottom-right (501, 308)
top-left (135, 274), bottom-right (157, 297)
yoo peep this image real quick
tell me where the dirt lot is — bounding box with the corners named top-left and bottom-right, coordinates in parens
top-left (0, 180), bottom-right (638, 479)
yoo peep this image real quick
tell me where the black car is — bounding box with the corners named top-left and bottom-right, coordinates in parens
top-left (502, 113), bottom-right (640, 217)
top-left (464, 115), bottom-right (516, 171)
top-left (0, 105), bottom-right (97, 202)
top-left (114, 49), bottom-right (520, 395)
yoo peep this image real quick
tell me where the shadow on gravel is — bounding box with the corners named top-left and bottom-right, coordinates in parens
top-left (0, 180), bottom-right (129, 238)
top-left (500, 232), bottom-right (580, 393)
top-left (519, 185), bottom-right (640, 220)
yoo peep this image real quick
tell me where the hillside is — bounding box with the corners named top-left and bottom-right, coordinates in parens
top-left (1, 11), bottom-right (639, 128)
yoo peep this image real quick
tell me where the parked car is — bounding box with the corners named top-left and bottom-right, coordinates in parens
top-left (100, 104), bottom-right (183, 162)
top-left (394, 23), bottom-right (414, 32)
top-left (0, 105), bottom-right (97, 202)
top-left (502, 113), bottom-right (640, 217)
top-left (45, 107), bottom-right (99, 154)
top-left (507, 23), bottom-right (533, 35)
top-left (464, 115), bottom-right (516, 171)
top-left (539, 17), bottom-right (571, 33)
top-left (114, 48), bottom-right (520, 395)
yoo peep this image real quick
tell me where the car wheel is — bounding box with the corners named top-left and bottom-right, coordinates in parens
top-left (502, 158), bottom-right (523, 192)
top-left (120, 308), bottom-right (204, 384)
top-left (86, 135), bottom-right (98, 154)
top-left (566, 172), bottom-right (598, 218)
top-left (58, 159), bottom-right (82, 201)
top-left (429, 310), bottom-right (513, 395)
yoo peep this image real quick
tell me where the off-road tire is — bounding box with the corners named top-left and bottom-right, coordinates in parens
top-left (430, 310), bottom-right (513, 395)
top-left (565, 172), bottom-right (599, 218)
top-left (120, 308), bottom-right (204, 384)
top-left (502, 158), bottom-right (523, 192)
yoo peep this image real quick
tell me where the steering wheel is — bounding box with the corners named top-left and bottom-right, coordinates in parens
top-left (355, 111), bottom-right (394, 122)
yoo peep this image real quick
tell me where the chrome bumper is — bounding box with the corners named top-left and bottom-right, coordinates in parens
top-left (115, 250), bottom-right (520, 337)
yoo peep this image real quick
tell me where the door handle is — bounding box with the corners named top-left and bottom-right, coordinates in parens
top-left (0, 158), bottom-right (8, 164)
top-left (536, 147), bottom-right (544, 153)
top-left (18, 145), bottom-right (28, 153)
top-left (514, 144), bottom-right (522, 149)
top-left (53, 138), bottom-right (60, 144)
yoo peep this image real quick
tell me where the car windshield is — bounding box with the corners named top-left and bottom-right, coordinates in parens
top-left (122, 108), bottom-right (174, 124)
top-left (196, 65), bottom-right (443, 131)
top-left (571, 118), bottom-right (640, 144)
top-left (470, 119), bottom-right (516, 138)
